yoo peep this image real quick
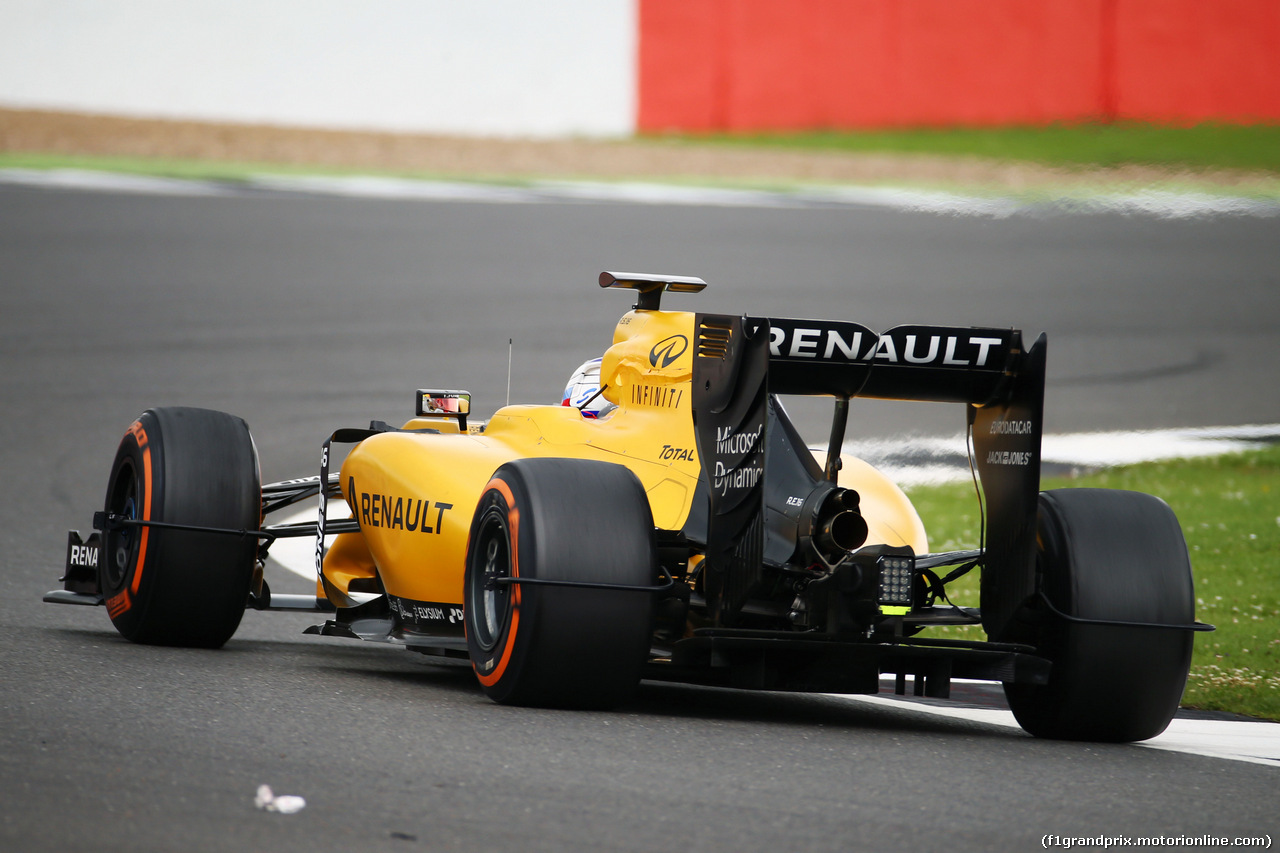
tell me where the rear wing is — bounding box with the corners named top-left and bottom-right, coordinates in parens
top-left (747, 316), bottom-right (1020, 404)
top-left (692, 314), bottom-right (1046, 640)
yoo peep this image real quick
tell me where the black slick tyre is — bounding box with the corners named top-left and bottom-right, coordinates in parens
top-left (1004, 488), bottom-right (1196, 742)
top-left (101, 407), bottom-right (261, 648)
top-left (463, 458), bottom-right (656, 709)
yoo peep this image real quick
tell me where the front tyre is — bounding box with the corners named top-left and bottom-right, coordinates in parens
top-left (1004, 489), bottom-right (1196, 742)
top-left (101, 407), bottom-right (261, 648)
top-left (464, 458), bottom-right (656, 709)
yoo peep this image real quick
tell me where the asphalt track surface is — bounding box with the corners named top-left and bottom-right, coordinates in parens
top-left (2, 182), bottom-right (1277, 851)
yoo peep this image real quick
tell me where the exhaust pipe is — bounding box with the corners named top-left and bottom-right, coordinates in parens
top-left (799, 485), bottom-right (869, 563)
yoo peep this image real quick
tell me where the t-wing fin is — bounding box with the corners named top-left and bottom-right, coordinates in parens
top-left (600, 271), bottom-right (707, 311)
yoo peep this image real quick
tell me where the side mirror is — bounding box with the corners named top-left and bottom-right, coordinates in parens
top-left (415, 389), bottom-right (471, 429)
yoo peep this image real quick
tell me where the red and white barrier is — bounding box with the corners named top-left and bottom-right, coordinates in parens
top-left (2, 1), bottom-right (1276, 137)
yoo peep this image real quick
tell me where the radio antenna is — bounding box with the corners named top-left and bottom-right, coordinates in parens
top-left (506, 339), bottom-right (513, 407)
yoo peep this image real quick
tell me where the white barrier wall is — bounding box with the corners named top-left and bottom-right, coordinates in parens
top-left (0, 0), bottom-right (636, 137)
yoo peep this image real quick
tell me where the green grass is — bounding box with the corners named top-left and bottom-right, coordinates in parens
top-left (6, 122), bottom-right (1280, 196)
top-left (905, 445), bottom-right (1280, 721)
top-left (661, 122), bottom-right (1280, 174)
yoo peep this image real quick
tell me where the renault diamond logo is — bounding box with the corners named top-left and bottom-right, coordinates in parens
top-left (649, 335), bottom-right (689, 368)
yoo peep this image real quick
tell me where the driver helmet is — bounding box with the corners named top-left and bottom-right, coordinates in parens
top-left (562, 357), bottom-right (615, 418)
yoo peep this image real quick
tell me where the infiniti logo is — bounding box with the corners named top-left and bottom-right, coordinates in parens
top-left (649, 335), bottom-right (689, 368)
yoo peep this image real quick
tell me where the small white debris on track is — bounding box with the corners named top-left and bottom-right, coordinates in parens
top-left (254, 785), bottom-right (306, 815)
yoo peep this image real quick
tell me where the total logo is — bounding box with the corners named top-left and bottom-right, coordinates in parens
top-left (649, 335), bottom-right (689, 368)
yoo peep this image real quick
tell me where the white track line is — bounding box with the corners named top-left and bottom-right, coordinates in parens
top-left (0, 167), bottom-right (236, 196)
top-left (5, 167), bottom-right (1279, 219)
top-left (834, 694), bottom-right (1280, 769)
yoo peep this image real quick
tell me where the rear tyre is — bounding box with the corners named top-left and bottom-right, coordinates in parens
top-left (100, 407), bottom-right (261, 648)
top-left (464, 458), bottom-right (656, 709)
top-left (1004, 489), bottom-right (1195, 742)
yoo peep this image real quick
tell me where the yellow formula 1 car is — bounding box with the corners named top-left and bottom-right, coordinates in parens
top-left (47, 273), bottom-right (1211, 742)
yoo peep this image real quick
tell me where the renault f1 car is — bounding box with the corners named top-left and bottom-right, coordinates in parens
top-left (47, 272), bottom-right (1212, 742)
